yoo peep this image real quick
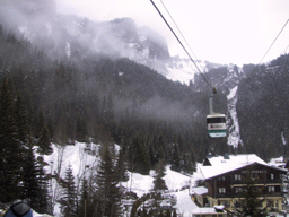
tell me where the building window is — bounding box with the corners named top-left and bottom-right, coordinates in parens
top-left (270, 173), bottom-right (274, 180)
top-left (266, 200), bottom-right (273, 207)
top-left (234, 201), bottom-right (241, 208)
top-left (268, 186), bottom-right (275, 192)
top-left (218, 200), bottom-right (229, 208)
top-left (219, 188), bottom-right (226, 193)
top-left (218, 176), bottom-right (226, 181)
top-left (235, 187), bottom-right (243, 193)
top-left (234, 174), bottom-right (241, 181)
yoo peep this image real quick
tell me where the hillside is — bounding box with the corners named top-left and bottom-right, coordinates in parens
top-left (0, 16), bottom-right (230, 175)
top-left (1, 1), bottom-right (289, 216)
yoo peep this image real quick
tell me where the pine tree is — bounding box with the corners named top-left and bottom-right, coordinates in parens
top-left (15, 96), bottom-right (29, 144)
top-left (61, 165), bottom-right (78, 217)
top-left (37, 157), bottom-right (52, 214)
top-left (22, 143), bottom-right (51, 214)
top-left (153, 159), bottom-right (167, 192)
top-left (93, 144), bottom-right (122, 217)
top-left (0, 78), bottom-right (22, 202)
top-left (78, 178), bottom-right (89, 217)
top-left (22, 144), bottom-right (40, 208)
top-left (37, 123), bottom-right (52, 155)
top-left (115, 147), bottom-right (129, 182)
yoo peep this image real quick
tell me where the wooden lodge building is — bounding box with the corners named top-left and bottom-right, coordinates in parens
top-left (191, 155), bottom-right (287, 215)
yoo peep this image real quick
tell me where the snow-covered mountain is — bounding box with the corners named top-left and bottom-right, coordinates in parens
top-left (0, 1), bottom-right (208, 86)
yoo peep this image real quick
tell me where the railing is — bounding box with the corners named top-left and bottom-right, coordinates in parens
top-left (215, 192), bottom-right (283, 198)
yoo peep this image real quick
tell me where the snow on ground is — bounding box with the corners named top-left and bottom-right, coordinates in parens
top-left (227, 86), bottom-right (238, 99)
top-left (282, 131), bottom-right (288, 146)
top-left (122, 165), bottom-right (195, 215)
top-left (122, 172), bottom-right (154, 198)
top-left (227, 85), bottom-right (240, 148)
top-left (165, 58), bottom-right (204, 85)
top-left (166, 66), bottom-right (194, 86)
top-left (44, 142), bottom-right (100, 217)
top-left (44, 142), bottom-right (99, 179)
top-left (33, 210), bottom-right (53, 217)
top-left (122, 166), bottom-right (192, 197)
top-left (163, 166), bottom-right (191, 191)
top-left (175, 189), bottom-right (197, 217)
top-left (44, 142), bottom-right (196, 216)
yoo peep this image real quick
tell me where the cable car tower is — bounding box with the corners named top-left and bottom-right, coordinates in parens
top-left (207, 88), bottom-right (227, 138)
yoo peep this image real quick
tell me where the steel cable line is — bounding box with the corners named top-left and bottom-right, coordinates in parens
top-left (260, 18), bottom-right (289, 63)
top-left (159, 0), bottom-right (201, 68)
top-left (148, 0), bottom-right (212, 87)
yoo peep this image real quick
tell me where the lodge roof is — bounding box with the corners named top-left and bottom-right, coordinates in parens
top-left (195, 154), bottom-right (286, 181)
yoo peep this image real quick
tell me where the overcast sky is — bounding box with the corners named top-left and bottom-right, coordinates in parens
top-left (56, 0), bottom-right (289, 65)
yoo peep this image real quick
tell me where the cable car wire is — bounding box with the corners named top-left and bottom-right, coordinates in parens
top-left (260, 18), bottom-right (289, 63)
top-left (148, 0), bottom-right (227, 138)
top-left (148, 0), bottom-right (212, 87)
top-left (159, 0), bottom-right (202, 68)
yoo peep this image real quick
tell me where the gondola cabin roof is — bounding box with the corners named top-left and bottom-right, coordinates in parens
top-left (207, 113), bottom-right (226, 118)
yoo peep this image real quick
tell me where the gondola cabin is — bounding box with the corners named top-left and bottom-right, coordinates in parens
top-left (207, 114), bottom-right (227, 138)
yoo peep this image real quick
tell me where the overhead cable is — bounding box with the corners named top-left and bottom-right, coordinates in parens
top-left (159, 0), bottom-right (201, 67)
top-left (148, 0), bottom-right (211, 87)
top-left (260, 18), bottom-right (289, 63)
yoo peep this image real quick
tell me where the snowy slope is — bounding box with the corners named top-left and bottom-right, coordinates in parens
top-left (44, 142), bottom-right (100, 217)
top-left (122, 165), bottom-right (194, 216)
top-left (175, 189), bottom-right (197, 217)
top-left (44, 142), bottom-right (99, 179)
top-left (166, 58), bottom-right (196, 85)
top-left (43, 144), bottom-right (195, 216)
top-left (227, 85), bottom-right (240, 148)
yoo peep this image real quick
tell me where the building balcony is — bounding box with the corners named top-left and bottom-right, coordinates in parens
top-left (215, 192), bottom-right (283, 199)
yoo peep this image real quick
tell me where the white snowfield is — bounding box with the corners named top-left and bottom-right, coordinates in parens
top-left (33, 210), bottom-right (53, 217)
top-left (166, 63), bottom-right (195, 86)
top-left (122, 166), bottom-right (195, 217)
top-left (122, 166), bottom-right (191, 198)
top-left (175, 189), bottom-right (197, 217)
top-left (44, 142), bottom-right (99, 179)
top-left (227, 85), bottom-right (240, 148)
top-left (44, 142), bottom-right (100, 217)
top-left (227, 86), bottom-right (238, 99)
top-left (43, 142), bottom-right (197, 216)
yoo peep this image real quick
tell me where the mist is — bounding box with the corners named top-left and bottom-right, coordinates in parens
top-left (0, 0), bottom-right (169, 63)
top-left (0, 0), bottom-right (208, 125)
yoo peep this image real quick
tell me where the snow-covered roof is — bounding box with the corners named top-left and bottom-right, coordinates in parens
top-left (269, 156), bottom-right (286, 168)
top-left (191, 186), bottom-right (208, 195)
top-left (196, 154), bottom-right (283, 180)
top-left (191, 207), bottom-right (226, 215)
